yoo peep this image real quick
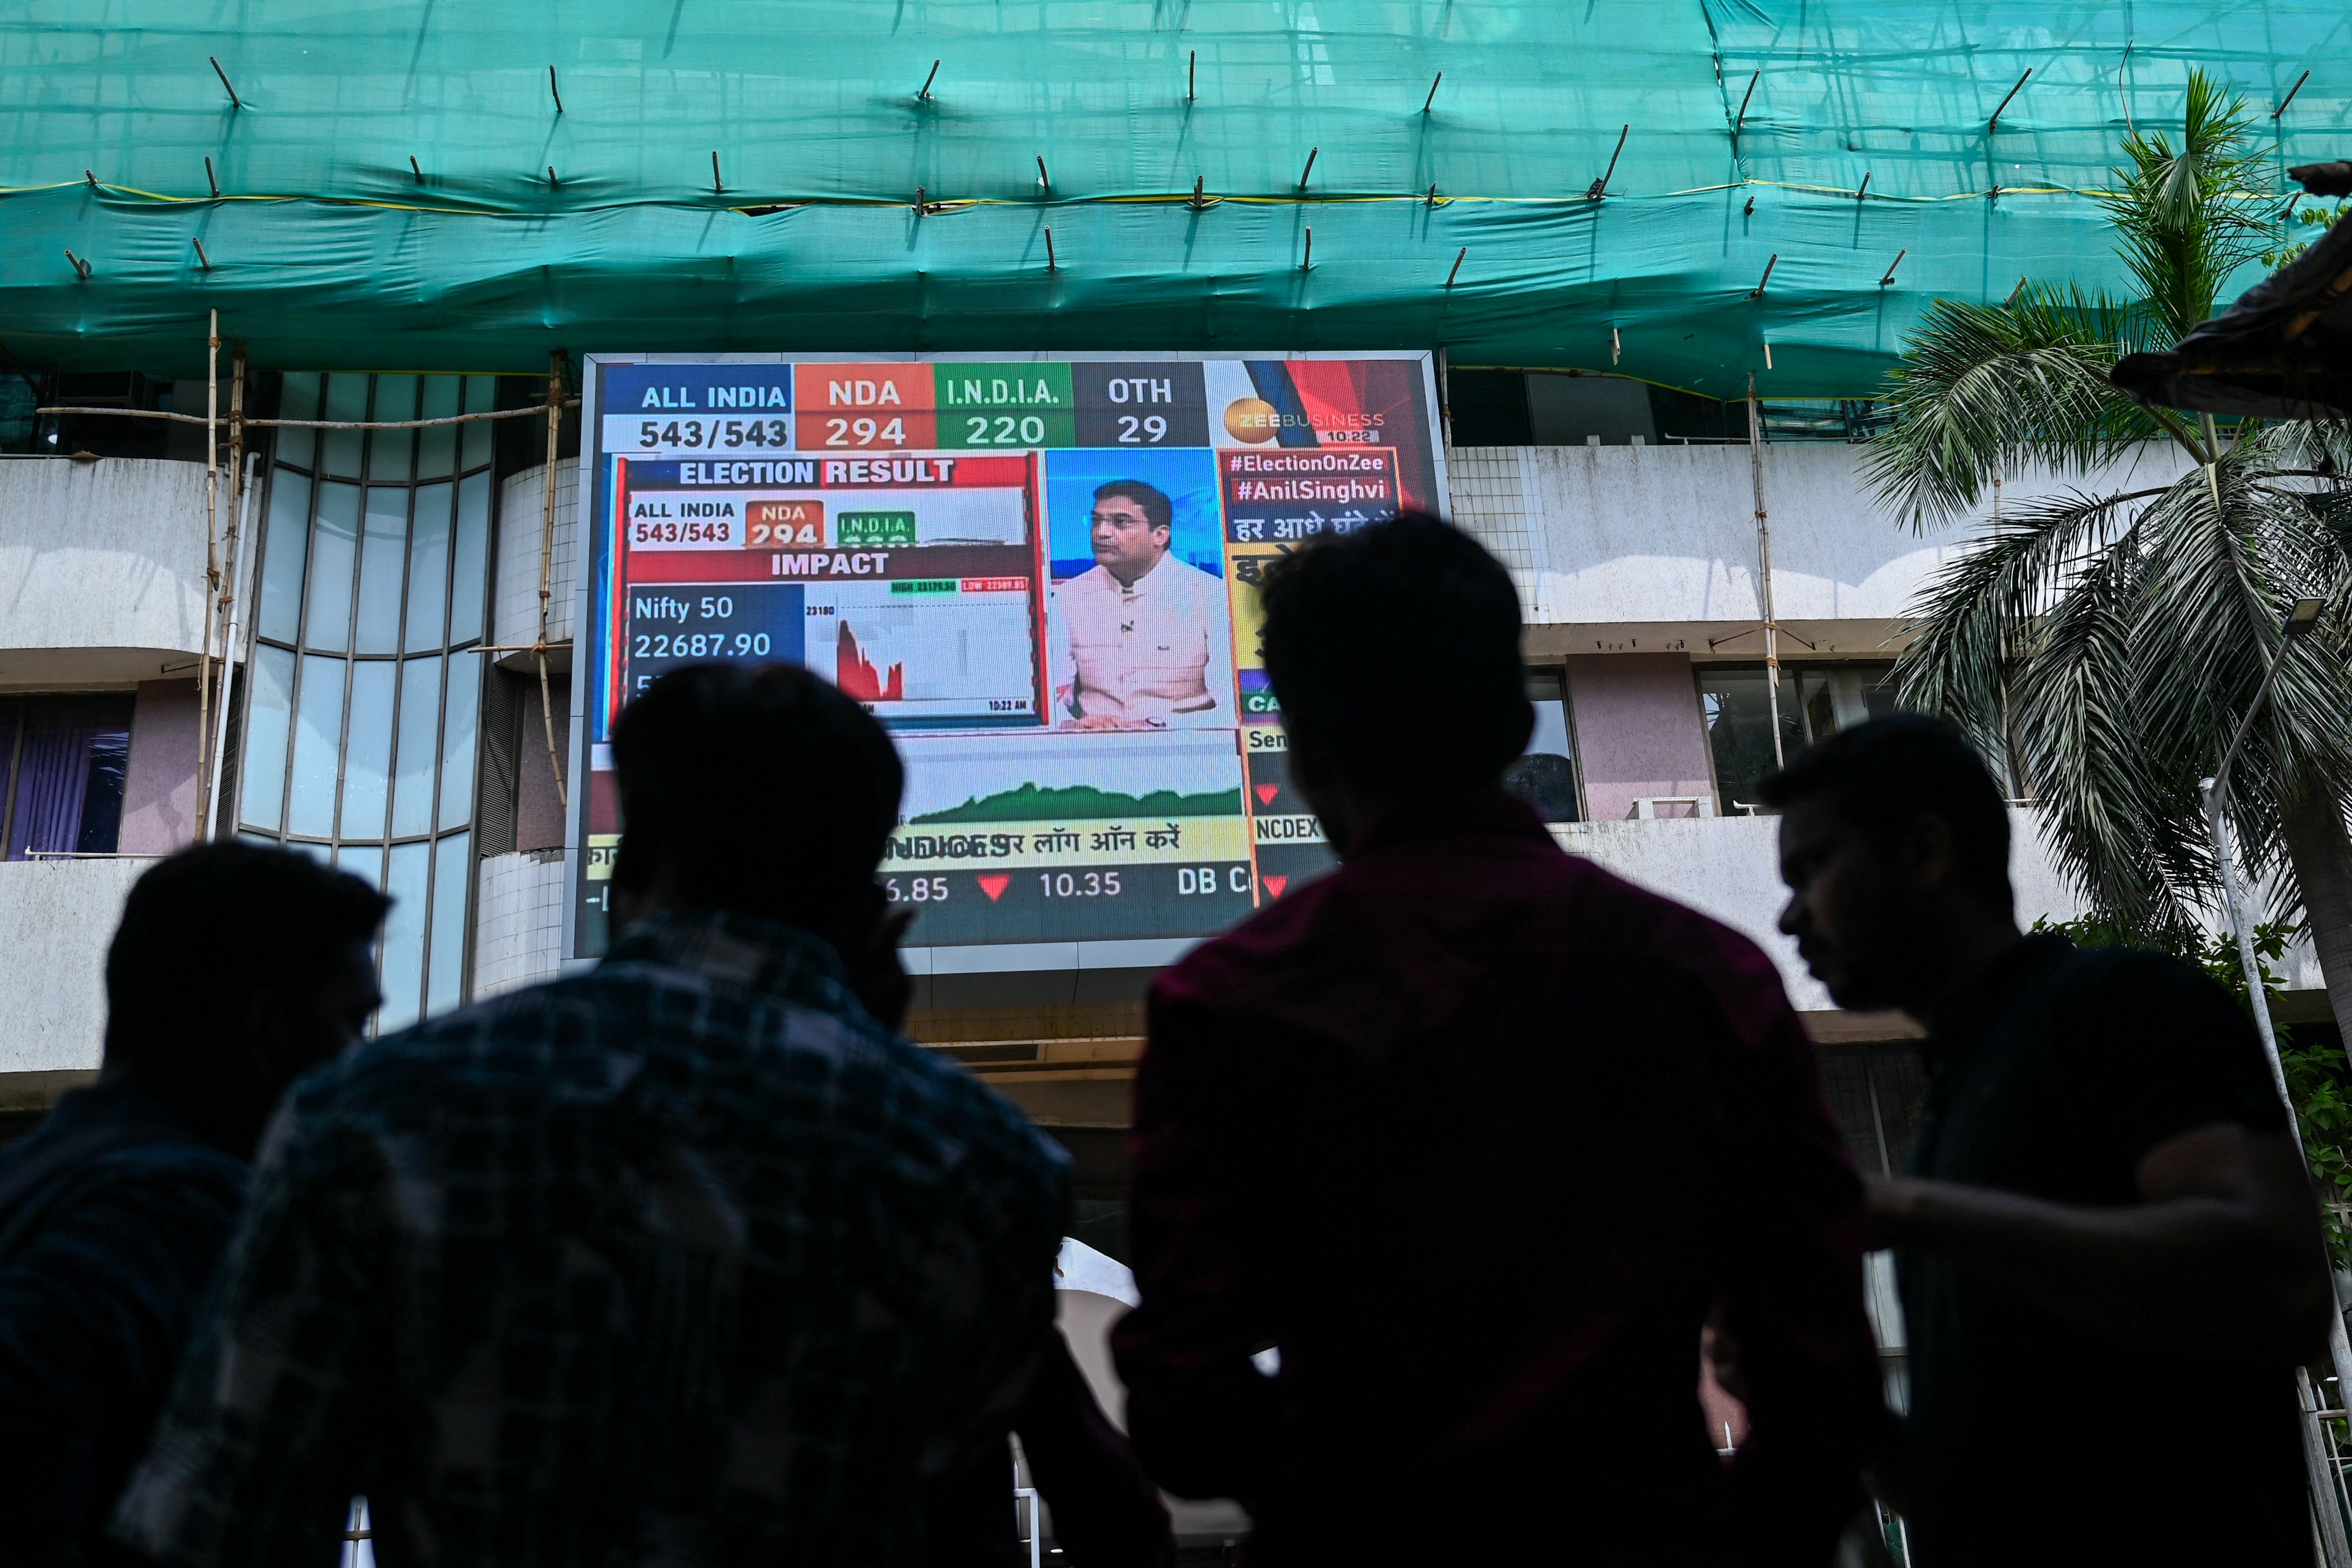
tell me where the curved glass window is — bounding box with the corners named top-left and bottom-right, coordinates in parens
top-left (242, 373), bottom-right (499, 1030)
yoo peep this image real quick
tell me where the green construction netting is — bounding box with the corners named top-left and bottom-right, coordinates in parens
top-left (1, 2), bottom-right (2341, 397)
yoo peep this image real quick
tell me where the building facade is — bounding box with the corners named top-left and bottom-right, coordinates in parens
top-left (10, 366), bottom-right (2333, 1114)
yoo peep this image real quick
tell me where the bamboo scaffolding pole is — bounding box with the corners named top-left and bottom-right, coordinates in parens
top-left (537, 352), bottom-right (569, 807)
top-left (194, 311), bottom-right (221, 838)
top-left (208, 346), bottom-right (248, 841)
top-left (208, 453), bottom-right (259, 840)
top-left (1747, 374), bottom-right (1786, 769)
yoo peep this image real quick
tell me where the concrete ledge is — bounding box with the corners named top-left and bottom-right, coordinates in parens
top-left (0, 1068), bottom-right (97, 1111)
top-left (0, 856), bottom-right (153, 1075)
top-left (0, 457), bottom-right (212, 667)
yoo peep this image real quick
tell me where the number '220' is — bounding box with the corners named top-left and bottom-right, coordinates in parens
top-left (965, 415), bottom-right (1046, 445)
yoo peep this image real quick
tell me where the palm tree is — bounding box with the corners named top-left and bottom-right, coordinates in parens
top-left (1862, 71), bottom-right (2352, 1045)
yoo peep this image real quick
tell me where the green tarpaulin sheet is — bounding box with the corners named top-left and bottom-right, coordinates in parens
top-left (1, 2), bottom-right (2341, 396)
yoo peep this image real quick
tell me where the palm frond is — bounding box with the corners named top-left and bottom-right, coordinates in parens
top-left (2007, 531), bottom-right (2202, 922)
top-left (1861, 292), bottom-right (2161, 528)
top-left (2100, 70), bottom-right (2272, 344)
top-left (1893, 486), bottom-right (2155, 749)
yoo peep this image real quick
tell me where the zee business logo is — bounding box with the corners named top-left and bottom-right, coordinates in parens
top-left (1222, 398), bottom-right (1386, 443)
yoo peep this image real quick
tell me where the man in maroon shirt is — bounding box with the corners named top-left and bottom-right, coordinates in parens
top-left (1113, 515), bottom-right (1881, 1566)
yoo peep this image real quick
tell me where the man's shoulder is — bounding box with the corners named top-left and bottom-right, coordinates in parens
top-left (2038, 941), bottom-right (2256, 1053)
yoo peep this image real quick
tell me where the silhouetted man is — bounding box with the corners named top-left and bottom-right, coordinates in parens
top-left (1114, 515), bottom-right (1881, 1565)
top-left (113, 665), bottom-right (1071, 1567)
top-left (1764, 716), bottom-right (2329, 1566)
top-left (0, 843), bottom-right (386, 1568)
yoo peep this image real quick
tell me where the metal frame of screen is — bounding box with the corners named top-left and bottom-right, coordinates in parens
top-left (563, 350), bottom-right (1448, 976)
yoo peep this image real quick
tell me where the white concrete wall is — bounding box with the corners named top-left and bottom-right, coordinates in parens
top-left (0, 856), bottom-right (155, 1072)
top-left (1448, 442), bottom-right (2194, 648)
top-left (0, 457), bottom-right (213, 684)
top-left (1557, 808), bottom-right (2084, 1010)
top-left (473, 849), bottom-right (567, 999)
top-left (494, 460), bottom-right (578, 653)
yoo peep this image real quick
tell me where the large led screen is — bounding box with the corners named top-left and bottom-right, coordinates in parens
top-left (568, 352), bottom-right (1447, 965)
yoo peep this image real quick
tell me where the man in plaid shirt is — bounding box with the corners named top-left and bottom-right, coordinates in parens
top-left (112, 664), bottom-right (1070, 1567)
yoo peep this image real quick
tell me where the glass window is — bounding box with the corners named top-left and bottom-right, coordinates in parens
top-left (276, 371), bottom-right (320, 471)
top-left (1503, 672), bottom-right (1581, 823)
top-left (438, 650), bottom-right (481, 834)
top-left (306, 481), bottom-right (360, 653)
top-left (371, 375), bottom-right (417, 482)
top-left (428, 831), bottom-right (471, 1013)
top-left (340, 661), bottom-right (397, 842)
top-left (405, 483), bottom-right (452, 652)
top-left (289, 654), bottom-right (348, 839)
top-left (379, 841), bottom-right (430, 1032)
top-left (355, 488), bottom-right (409, 655)
top-left (336, 841), bottom-right (384, 890)
top-left (1698, 662), bottom-right (1900, 814)
top-left (239, 644), bottom-right (296, 831)
top-left (321, 373), bottom-right (367, 479)
top-left (0, 697), bottom-right (135, 859)
top-left (256, 471), bottom-right (311, 645)
top-left (245, 373), bottom-right (494, 1031)
top-left (450, 471), bottom-right (492, 646)
top-left (462, 375), bottom-right (495, 470)
top-left (392, 655), bottom-right (443, 838)
top-left (418, 377), bottom-right (459, 477)
top-left (1803, 665), bottom-right (1899, 743)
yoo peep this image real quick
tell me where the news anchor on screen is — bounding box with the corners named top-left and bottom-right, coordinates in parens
top-left (1050, 480), bottom-right (1233, 730)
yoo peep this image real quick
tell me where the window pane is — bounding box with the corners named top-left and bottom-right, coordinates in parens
top-left (5, 698), bottom-right (134, 859)
top-left (322, 373), bottom-right (367, 479)
top-left (239, 644), bottom-right (296, 831)
top-left (438, 649), bottom-right (481, 832)
top-left (370, 375), bottom-right (417, 482)
top-left (354, 487), bottom-right (409, 655)
top-left (1697, 667), bottom-right (1803, 815)
top-left (336, 842), bottom-right (384, 888)
top-left (76, 722), bottom-right (130, 854)
top-left (306, 482), bottom-right (360, 653)
top-left (277, 371), bottom-right (320, 470)
top-left (288, 654), bottom-right (348, 839)
top-left (1504, 673), bottom-right (1580, 824)
top-left (427, 830), bottom-right (471, 1015)
top-left (461, 376), bottom-right (495, 470)
top-left (417, 376), bottom-right (460, 477)
top-left (392, 656), bottom-right (442, 838)
top-left (405, 482), bottom-right (453, 652)
top-left (340, 660), bottom-right (397, 841)
top-left (256, 470), bottom-right (312, 646)
top-left (449, 471), bottom-right (491, 646)
top-left (379, 841), bottom-right (430, 1032)
top-left (1799, 664), bottom-right (1898, 745)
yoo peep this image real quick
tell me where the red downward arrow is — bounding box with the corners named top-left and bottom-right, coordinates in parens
top-left (1262, 875), bottom-right (1288, 899)
top-left (977, 874), bottom-right (1011, 901)
top-left (1254, 783), bottom-right (1280, 806)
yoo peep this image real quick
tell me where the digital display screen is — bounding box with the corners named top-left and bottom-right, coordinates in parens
top-left (571, 353), bottom-right (1448, 965)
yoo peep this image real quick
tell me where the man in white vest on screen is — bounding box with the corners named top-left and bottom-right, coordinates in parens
top-left (1051, 480), bottom-right (1232, 730)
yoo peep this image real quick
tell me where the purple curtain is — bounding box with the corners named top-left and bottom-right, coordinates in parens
top-left (9, 717), bottom-right (96, 858)
top-left (6, 700), bottom-right (133, 859)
